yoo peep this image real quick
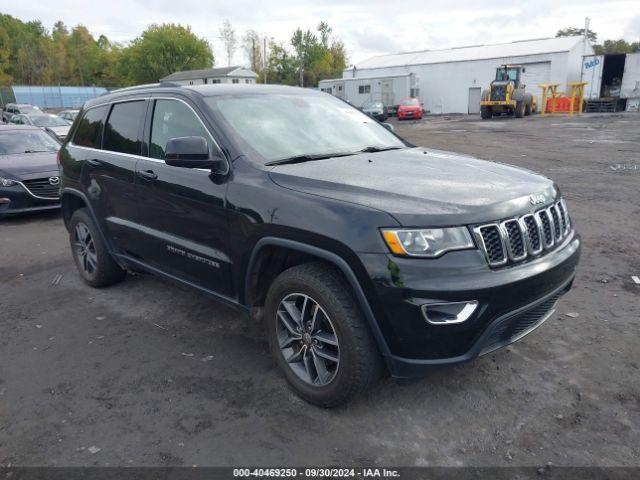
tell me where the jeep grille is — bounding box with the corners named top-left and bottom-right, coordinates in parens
top-left (473, 200), bottom-right (572, 267)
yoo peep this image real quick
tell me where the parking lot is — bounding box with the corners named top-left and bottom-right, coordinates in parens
top-left (1, 113), bottom-right (639, 467)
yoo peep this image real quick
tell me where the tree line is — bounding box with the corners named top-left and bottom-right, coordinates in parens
top-left (0, 13), bottom-right (348, 88)
top-left (556, 27), bottom-right (640, 54)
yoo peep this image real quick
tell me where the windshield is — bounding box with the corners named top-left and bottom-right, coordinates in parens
top-left (496, 68), bottom-right (519, 82)
top-left (0, 129), bottom-right (60, 155)
top-left (20, 105), bottom-right (41, 114)
top-left (207, 93), bottom-right (404, 163)
top-left (401, 98), bottom-right (420, 106)
top-left (30, 115), bottom-right (69, 127)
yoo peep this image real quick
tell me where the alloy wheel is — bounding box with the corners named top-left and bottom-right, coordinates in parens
top-left (275, 293), bottom-right (340, 386)
top-left (73, 222), bottom-right (97, 275)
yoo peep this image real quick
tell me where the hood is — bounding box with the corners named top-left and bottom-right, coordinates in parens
top-left (269, 147), bottom-right (557, 226)
top-left (398, 104), bottom-right (421, 110)
top-left (0, 151), bottom-right (59, 178)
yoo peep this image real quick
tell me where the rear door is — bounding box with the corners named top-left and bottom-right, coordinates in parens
top-left (132, 97), bottom-right (233, 296)
top-left (74, 99), bottom-right (148, 256)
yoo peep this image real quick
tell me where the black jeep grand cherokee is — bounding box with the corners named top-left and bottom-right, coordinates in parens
top-left (59, 84), bottom-right (580, 407)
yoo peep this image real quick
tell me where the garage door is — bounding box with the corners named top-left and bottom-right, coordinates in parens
top-left (521, 62), bottom-right (551, 89)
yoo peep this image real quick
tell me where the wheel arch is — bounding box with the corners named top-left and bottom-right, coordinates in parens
top-left (245, 237), bottom-right (392, 358)
top-left (60, 188), bottom-right (126, 269)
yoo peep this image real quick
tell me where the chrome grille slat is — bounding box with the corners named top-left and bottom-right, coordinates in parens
top-left (21, 177), bottom-right (61, 199)
top-left (474, 200), bottom-right (572, 268)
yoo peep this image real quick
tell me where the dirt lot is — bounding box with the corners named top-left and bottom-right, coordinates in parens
top-left (1, 113), bottom-right (639, 467)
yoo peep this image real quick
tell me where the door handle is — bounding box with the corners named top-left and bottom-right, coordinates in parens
top-left (137, 169), bottom-right (158, 181)
top-left (86, 159), bottom-right (102, 167)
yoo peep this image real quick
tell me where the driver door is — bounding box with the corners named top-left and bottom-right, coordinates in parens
top-left (132, 97), bottom-right (233, 297)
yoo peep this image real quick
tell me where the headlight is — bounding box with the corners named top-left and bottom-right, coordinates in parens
top-left (381, 227), bottom-right (475, 258)
top-left (0, 177), bottom-right (18, 187)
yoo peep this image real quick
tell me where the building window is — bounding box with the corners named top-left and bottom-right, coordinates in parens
top-left (358, 85), bottom-right (371, 94)
top-left (189, 81), bottom-right (194, 85)
top-left (245, 79), bottom-right (251, 84)
top-left (204, 78), bottom-right (208, 84)
top-left (232, 78), bottom-right (240, 84)
top-left (211, 79), bottom-right (221, 84)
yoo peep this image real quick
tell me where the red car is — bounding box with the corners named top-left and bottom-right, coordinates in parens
top-left (397, 98), bottom-right (423, 120)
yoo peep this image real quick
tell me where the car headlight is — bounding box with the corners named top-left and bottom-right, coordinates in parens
top-left (381, 227), bottom-right (475, 258)
top-left (0, 176), bottom-right (18, 187)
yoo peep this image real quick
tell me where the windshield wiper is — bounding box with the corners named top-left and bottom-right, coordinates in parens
top-left (23, 150), bottom-right (50, 153)
top-left (357, 146), bottom-right (403, 153)
top-left (265, 152), bottom-right (355, 166)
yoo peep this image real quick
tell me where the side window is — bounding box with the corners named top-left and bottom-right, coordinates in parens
top-left (149, 99), bottom-right (212, 160)
top-left (103, 101), bottom-right (146, 155)
top-left (72, 105), bottom-right (108, 148)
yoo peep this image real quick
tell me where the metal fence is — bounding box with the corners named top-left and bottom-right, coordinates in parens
top-left (0, 85), bottom-right (109, 109)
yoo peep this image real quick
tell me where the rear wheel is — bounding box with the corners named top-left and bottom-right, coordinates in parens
top-left (264, 262), bottom-right (382, 407)
top-left (480, 106), bottom-right (492, 119)
top-left (69, 208), bottom-right (126, 288)
top-left (515, 100), bottom-right (525, 118)
top-left (525, 101), bottom-right (532, 116)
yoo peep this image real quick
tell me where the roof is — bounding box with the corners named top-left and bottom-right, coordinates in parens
top-left (352, 36), bottom-right (587, 70)
top-left (85, 83), bottom-right (316, 108)
top-left (160, 66), bottom-right (258, 82)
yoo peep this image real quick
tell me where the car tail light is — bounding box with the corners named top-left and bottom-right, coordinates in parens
top-left (56, 150), bottom-right (61, 165)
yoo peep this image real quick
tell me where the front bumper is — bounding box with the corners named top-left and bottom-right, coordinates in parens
top-left (0, 184), bottom-right (60, 216)
top-left (358, 233), bottom-right (581, 377)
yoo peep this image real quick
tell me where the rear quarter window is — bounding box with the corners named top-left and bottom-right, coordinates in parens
top-left (73, 106), bottom-right (108, 148)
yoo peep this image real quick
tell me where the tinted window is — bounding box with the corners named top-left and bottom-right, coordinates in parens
top-left (103, 101), bottom-right (145, 155)
top-left (149, 99), bottom-right (211, 159)
top-left (73, 106), bottom-right (108, 148)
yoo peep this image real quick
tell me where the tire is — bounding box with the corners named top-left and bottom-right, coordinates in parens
top-left (525, 102), bottom-right (532, 116)
top-left (480, 106), bottom-right (492, 119)
top-left (264, 262), bottom-right (382, 407)
top-left (515, 100), bottom-right (525, 118)
top-left (68, 208), bottom-right (126, 288)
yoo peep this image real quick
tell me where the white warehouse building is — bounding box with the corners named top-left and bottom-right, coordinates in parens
top-left (319, 36), bottom-right (594, 114)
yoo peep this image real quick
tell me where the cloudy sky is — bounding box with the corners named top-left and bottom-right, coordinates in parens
top-left (4, 0), bottom-right (640, 66)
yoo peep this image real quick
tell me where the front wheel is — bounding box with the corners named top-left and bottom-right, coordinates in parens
top-left (515, 100), bottom-right (525, 118)
top-left (264, 262), bottom-right (382, 407)
top-left (480, 106), bottom-right (492, 119)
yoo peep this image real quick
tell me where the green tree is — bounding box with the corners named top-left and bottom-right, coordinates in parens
top-left (118, 23), bottom-right (213, 85)
top-left (556, 27), bottom-right (597, 43)
top-left (594, 39), bottom-right (640, 54)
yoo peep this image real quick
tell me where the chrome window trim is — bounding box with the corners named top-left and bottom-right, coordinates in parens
top-left (70, 96), bottom-right (229, 175)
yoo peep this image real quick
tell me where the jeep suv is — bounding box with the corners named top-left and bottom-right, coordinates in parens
top-left (59, 84), bottom-right (581, 407)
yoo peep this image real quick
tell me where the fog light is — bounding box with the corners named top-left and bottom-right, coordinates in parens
top-left (422, 301), bottom-right (478, 325)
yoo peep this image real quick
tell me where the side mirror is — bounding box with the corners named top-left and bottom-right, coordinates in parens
top-left (382, 122), bottom-right (395, 132)
top-left (164, 136), bottom-right (227, 172)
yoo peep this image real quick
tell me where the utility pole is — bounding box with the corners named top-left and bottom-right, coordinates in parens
top-left (263, 37), bottom-right (267, 84)
top-left (584, 17), bottom-right (590, 41)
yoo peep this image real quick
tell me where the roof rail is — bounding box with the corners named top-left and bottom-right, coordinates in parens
top-left (108, 82), bottom-right (182, 94)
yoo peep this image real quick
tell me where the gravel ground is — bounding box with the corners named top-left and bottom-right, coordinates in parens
top-left (1, 112), bottom-right (639, 467)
